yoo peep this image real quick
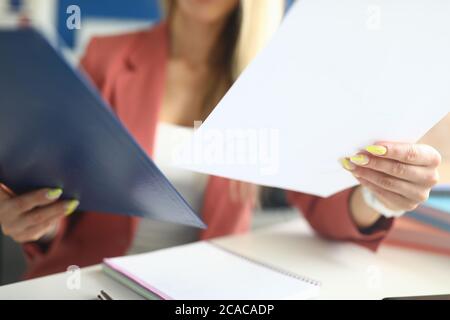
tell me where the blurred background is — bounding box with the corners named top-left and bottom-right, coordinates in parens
top-left (0, 0), bottom-right (297, 285)
top-left (0, 0), bottom-right (448, 285)
top-left (0, 0), bottom-right (295, 64)
top-left (1, 0), bottom-right (167, 64)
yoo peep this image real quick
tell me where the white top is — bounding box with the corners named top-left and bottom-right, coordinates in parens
top-left (127, 123), bottom-right (207, 255)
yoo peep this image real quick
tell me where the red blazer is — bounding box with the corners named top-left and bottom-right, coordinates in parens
top-left (23, 23), bottom-right (393, 279)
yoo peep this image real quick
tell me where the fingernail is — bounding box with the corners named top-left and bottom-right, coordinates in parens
top-left (46, 188), bottom-right (63, 200)
top-left (350, 154), bottom-right (370, 166)
top-left (340, 158), bottom-right (356, 171)
top-left (366, 145), bottom-right (387, 156)
top-left (65, 200), bottom-right (79, 216)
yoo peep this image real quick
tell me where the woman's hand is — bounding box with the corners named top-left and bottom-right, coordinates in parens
top-left (0, 186), bottom-right (79, 243)
top-left (342, 142), bottom-right (441, 214)
top-left (229, 180), bottom-right (259, 206)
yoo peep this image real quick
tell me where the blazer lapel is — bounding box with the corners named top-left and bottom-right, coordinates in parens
top-left (111, 23), bottom-right (169, 156)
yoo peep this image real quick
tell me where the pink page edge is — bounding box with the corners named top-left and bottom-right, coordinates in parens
top-left (103, 259), bottom-right (173, 300)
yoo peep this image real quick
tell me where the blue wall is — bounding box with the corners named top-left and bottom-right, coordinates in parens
top-left (9, 0), bottom-right (23, 12)
top-left (57, 0), bottom-right (161, 48)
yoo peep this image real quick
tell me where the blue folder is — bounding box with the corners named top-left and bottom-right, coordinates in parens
top-left (0, 28), bottom-right (205, 228)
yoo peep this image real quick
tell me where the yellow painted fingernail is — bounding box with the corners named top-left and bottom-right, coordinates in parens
top-left (350, 154), bottom-right (370, 166)
top-left (340, 158), bottom-right (356, 171)
top-left (366, 145), bottom-right (387, 156)
top-left (46, 188), bottom-right (63, 200)
top-left (65, 200), bottom-right (79, 216)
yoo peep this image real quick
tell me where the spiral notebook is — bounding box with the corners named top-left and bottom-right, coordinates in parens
top-left (103, 242), bottom-right (321, 300)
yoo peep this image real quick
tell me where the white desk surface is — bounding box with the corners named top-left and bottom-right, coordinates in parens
top-left (0, 217), bottom-right (449, 300)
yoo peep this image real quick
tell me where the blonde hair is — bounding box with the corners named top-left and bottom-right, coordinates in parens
top-left (161, 0), bottom-right (285, 116)
top-left (231, 0), bottom-right (285, 78)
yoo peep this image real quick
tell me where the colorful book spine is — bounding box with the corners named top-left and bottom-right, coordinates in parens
top-left (404, 193), bottom-right (450, 233)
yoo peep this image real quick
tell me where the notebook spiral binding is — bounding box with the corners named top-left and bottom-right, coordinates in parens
top-left (209, 242), bottom-right (321, 287)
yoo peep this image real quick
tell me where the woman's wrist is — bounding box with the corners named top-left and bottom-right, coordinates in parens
top-left (349, 186), bottom-right (383, 230)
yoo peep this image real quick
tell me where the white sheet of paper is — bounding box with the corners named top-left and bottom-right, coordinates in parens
top-left (177, 0), bottom-right (450, 197)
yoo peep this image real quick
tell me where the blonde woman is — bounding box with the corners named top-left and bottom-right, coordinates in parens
top-left (0, 0), bottom-right (441, 279)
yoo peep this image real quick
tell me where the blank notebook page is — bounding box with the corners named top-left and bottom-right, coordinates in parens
top-left (104, 242), bottom-right (320, 300)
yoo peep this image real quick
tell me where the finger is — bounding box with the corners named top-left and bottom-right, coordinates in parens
top-left (365, 142), bottom-right (442, 166)
top-left (250, 184), bottom-right (259, 206)
top-left (353, 167), bottom-right (429, 203)
top-left (0, 188), bottom-right (63, 223)
top-left (5, 200), bottom-right (72, 235)
top-left (357, 177), bottom-right (418, 211)
top-left (239, 182), bottom-right (253, 202)
top-left (0, 183), bottom-right (13, 201)
top-left (240, 183), bottom-right (259, 205)
top-left (349, 154), bottom-right (439, 186)
top-left (13, 220), bottom-right (57, 243)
